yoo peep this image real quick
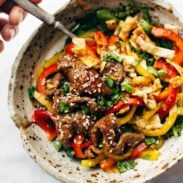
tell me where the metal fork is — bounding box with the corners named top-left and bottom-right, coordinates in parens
top-left (12, 0), bottom-right (76, 38)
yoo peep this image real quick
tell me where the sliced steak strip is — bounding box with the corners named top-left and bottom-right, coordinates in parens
top-left (57, 111), bottom-right (94, 147)
top-left (57, 55), bottom-right (112, 96)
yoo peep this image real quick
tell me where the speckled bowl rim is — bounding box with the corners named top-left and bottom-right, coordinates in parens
top-left (8, 0), bottom-right (183, 183)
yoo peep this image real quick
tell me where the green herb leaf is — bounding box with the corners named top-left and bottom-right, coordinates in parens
top-left (61, 82), bottom-right (70, 95)
top-left (82, 105), bottom-right (90, 115)
top-left (140, 19), bottom-right (152, 34)
top-left (117, 162), bottom-right (127, 173)
top-left (96, 9), bottom-right (117, 22)
top-left (106, 100), bottom-right (113, 107)
top-left (121, 79), bottom-right (133, 93)
top-left (59, 102), bottom-right (70, 113)
top-left (104, 51), bottom-right (123, 63)
top-left (145, 137), bottom-right (157, 145)
top-left (28, 86), bottom-right (36, 100)
top-left (65, 147), bottom-right (75, 157)
top-left (157, 69), bottom-right (167, 77)
top-left (111, 93), bottom-right (121, 102)
top-left (53, 139), bottom-right (62, 152)
top-left (106, 76), bottom-right (115, 89)
top-left (117, 159), bottom-right (137, 173)
top-left (147, 66), bottom-right (157, 76)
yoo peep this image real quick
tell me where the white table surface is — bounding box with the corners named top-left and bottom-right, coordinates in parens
top-left (0, 1), bottom-right (183, 183)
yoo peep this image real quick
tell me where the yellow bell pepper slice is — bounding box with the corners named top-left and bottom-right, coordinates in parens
top-left (135, 64), bottom-right (155, 80)
top-left (80, 31), bottom-right (95, 38)
top-left (139, 148), bottom-right (161, 160)
top-left (136, 105), bottom-right (178, 136)
top-left (178, 107), bottom-right (183, 115)
top-left (178, 93), bottom-right (183, 107)
top-left (33, 91), bottom-right (55, 114)
top-left (142, 104), bottom-right (161, 120)
top-left (103, 149), bottom-right (133, 161)
top-left (81, 154), bottom-right (105, 168)
top-left (118, 106), bottom-right (137, 126)
top-left (36, 52), bottom-right (63, 81)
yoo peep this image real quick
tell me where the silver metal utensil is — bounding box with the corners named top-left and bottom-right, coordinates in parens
top-left (12, 0), bottom-right (76, 38)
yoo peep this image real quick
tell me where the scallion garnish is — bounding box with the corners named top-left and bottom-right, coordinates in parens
top-left (145, 137), bottom-right (157, 145)
top-left (53, 138), bottom-right (62, 152)
top-left (157, 69), bottom-right (167, 77)
top-left (28, 86), bottom-right (36, 100)
top-left (104, 51), bottom-right (123, 63)
top-left (59, 102), bottom-right (70, 113)
top-left (117, 159), bottom-right (137, 173)
top-left (82, 105), bottom-right (91, 115)
top-left (61, 82), bottom-right (70, 95)
top-left (121, 79), bottom-right (133, 93)
top-left (106, 76), bottom-right (115, 89)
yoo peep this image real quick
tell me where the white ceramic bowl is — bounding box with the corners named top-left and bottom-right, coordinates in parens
top-left (8, 0), bottom-right (183, 182)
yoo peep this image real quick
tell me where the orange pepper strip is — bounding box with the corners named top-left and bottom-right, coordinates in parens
top-left (108, 35), bottom-right (120, 46)
top-left (94, 30), bottom-right (108, 46)
top-left (151, 26), bottom-right (183, 65)
top-left (99, 158), bottom-right (116, 171)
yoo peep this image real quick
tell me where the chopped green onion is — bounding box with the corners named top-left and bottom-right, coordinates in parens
top-left (82, 105), bottom-right (90, 115)
top-left (61, 82), bottom-right (70, 95)
top-left (106, 100), bottom-right (113, 107)
top-left (134, 49), bottom-right (155, 66)
top-left (147, 66), bottom-right (157, 76)
top-left (172, 126), bottom-right (179, 137)
top-left (97, 96), bottom-right (106, 106)
top-left (145, 137), bottom-right (157, 145)
top-left (106, 76), bottom-right (115, 89)
top-left (28, 86), bottom-right (36, 100)
top-left (121, 79), bottom-right (133, 93)
top-left (117, 162), bottom-right (127, 173)
top-left (104, 51), bottom-right (124, 63)
top-left (96, 9), bottom-right (117, 22)
top-left (65, 147), bottom-right (75, 157)
top-left (157, 69), bottom-right (167, 77)
top-left (53, 139), bottom-right (62, 152)
top-left (59, 102), bottom-right (70, 113)
top-left (117, 159), bottom-right (137, 173)
top-left (140, 19), bottom-right (152, 34)
top-left (112, 93), bottom-right (121, 102)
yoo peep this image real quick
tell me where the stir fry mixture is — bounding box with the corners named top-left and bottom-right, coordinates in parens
top-left (29, 3), bottom-right (183, 173)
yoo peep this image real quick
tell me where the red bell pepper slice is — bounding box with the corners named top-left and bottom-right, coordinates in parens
top-left (70, 134), bottom-right (92, 159)
top-left (70, 143), bottom-right (86, 159)
top-left (151, 26), bottom-right (183, 65)
top-left (105, 97), bottom-right (143, 115)
top-left (153, 59), bottom-right (178, 119)
top-left (154, 59), bottom-right (178, 79)
top-left (32, 109), bottom-right (57, 141)
top-left (154, 59), bottom-right (178, 102)
top-left (37, 64), bottom-right (58, 94)
top-left (108, 35), bottom-right (120, 46)
top-left (158, 86), bottom-right (178, 120)
top-left (65, 42), bottom-right (75, 55)
top-left (131, 142), bottom-right (148, 160)
top-left (94, 30), bottom-right (108, 46)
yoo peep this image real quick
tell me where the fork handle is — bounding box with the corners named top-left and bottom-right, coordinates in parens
top-left (12, 0), bottom-right (55, 25)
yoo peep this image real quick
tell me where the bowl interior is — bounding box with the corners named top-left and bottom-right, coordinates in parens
top-left (8, 0), bottom-right (183, 182)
